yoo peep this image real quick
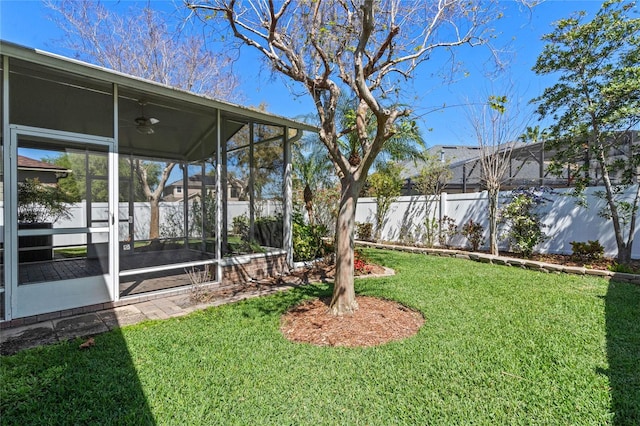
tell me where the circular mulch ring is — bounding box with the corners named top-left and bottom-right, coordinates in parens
top-left (280, 296), bottom-right (424, 347)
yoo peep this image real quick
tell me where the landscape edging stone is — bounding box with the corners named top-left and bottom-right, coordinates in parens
top-left (355, 240), bottom-right (638, 285)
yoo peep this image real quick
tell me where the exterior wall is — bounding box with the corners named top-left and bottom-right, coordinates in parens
top-left (221, 251), bottom-right (287, 283)
top-left (356, 185), bottom-right (640, 259)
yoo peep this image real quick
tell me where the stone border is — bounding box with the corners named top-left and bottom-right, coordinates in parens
top-left (356, 241), bottom-right (640, 286)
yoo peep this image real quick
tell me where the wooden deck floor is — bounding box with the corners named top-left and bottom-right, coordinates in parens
top-left (11, 249), bottom-right (216, 296)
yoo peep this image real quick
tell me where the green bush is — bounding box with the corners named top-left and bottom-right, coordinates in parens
top-left (253, 215), bottom-right (283, 248)
top-left (500, 189), bottom-right (549, 257)
top-left (232, 214), bottom-right (249, 237)
top-left (293, 212), bottom-right (329, 262)
top-left (608, 262), bottom-right (636, 273)
top-left (570, 240), bottom-right (605, 261)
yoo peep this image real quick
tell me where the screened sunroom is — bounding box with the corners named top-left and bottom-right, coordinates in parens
top-left (0, 41), bottom-right (315, 323)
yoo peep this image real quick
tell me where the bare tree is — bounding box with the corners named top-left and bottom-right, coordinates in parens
top-left (134, 160), bottom-right (175, 240)
top-left (414, 153), bottom-right (453, 247)
top-left (187, 0), bottom-right (518, 315)
top-left (46, 0), bottom-right (241, 239)
top-left (466, 95), bottom-right (524, 255)
top-left (46, 0), bottom-right (240, 99)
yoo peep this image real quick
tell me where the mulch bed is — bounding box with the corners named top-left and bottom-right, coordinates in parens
top-left (276, 261), bottom-right (424, 348)
top-left (280, 296), bottom-right (424, 347)
top-left (190, 260), bottom-right (420, 348)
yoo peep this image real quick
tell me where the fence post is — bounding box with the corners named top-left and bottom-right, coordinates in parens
top-left (439, 192), bottom-right (447, 223)
top-left (438, 192), bottom-right (447, 245)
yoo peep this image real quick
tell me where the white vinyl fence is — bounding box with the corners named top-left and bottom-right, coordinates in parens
top-left (4, 187), bottom-right (638, 259)
top-left (355, 185), bottom-right (640, 259)
top-left (2, 200), bottom-right (282, 247)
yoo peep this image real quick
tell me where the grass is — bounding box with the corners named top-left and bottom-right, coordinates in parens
top-left (2, 249), bottom-right (639, 425)
top-left (55, 237), bottom-right (266, 259)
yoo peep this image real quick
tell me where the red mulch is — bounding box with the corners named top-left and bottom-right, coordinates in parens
top-left (280, 296), bottom-right (424, 347)
top-left (275, 261), bottom-right (422, 348)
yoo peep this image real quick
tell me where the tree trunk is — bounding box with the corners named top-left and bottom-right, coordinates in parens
top-left (488, 187), bottom-right (499, 255)
top-left (617, 245), bottom-right (632, 266)
top-left (304, 184), bottom-right (314, 225)
top-left (598, 151), bottom-right (638, 266)
top-left (149, 197), bottom-right (160, 240)
top-left (134, 160), bottom-right (175, 241)
top-left (330, 178), bottom-right (361, 315)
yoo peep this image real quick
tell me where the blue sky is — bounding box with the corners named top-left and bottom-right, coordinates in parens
top-left (1, 0), bottom-right (605, 148)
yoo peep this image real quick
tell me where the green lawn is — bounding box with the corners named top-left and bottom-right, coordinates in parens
top-left (1, 249), bottom-right (639, 425)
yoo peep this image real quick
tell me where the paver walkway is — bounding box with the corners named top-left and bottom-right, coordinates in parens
top-left (0, 280), bottom-right (302, 355)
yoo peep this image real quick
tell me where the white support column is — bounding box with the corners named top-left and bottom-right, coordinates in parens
top-left (2, 55), bottom-right (12, 320)
top-left (248, 123), bottom-right (255, 240)
top-left (215, 109), bottom-right (223, 283)
top-left (109, 83), bottom-right (119, 301)
top-left (283, 127), bottom-right (293, 269)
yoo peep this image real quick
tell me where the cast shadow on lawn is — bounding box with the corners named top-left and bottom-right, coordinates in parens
top-left (1, 327), bottom-right (155, 425)
top-left (604, 280), bottom-right (640, 425)
top-left (242, 283), bottom-right (332, 319)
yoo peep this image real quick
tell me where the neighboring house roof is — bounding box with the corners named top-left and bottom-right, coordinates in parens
top-left (166, 174), bottom-right (216, 189)
top-left (163, 174), bottom-right (217, 201)
top-left (401, 132), bottom-right (639, 194)
top-left (17, 155), bottom-right (72, 174)
top-left (402, 142), bottom-right (557, 194)
top-left (400, 145), bottom-right (481, 180)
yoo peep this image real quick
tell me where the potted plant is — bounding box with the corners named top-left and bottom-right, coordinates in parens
top-left (18, 178), bottom-right (72, 262)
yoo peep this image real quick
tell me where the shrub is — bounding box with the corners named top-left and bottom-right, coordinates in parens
top-left (438, 215), bottom-right (457, 248)
top-left (17, 178), bottom-right (72, 223)
top-left (292, 212), bottom-right (329, 262)
top-left (500, 188), bottom-right (550, 257)
top-left (356, 222), bottom-right (373, 241)
top-left (460, 220), bottom-right (485, 251)
top-left (570, 240), bottom-right (604, 261)
top-left (232, 214), bottom-right (249, 237)
top-left (253, 215), bottom-right (283, 248)
top-left (608, 262), bottom-right (636, 273)
top-left (354, 249), bottom-right (373, 274)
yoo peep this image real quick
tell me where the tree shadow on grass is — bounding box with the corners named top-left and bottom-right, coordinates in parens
top-left (241, 283), bottom-right (332, 318)
top-left (604, 280), bottom-right (640, 425)
top-left (0, 327), bottom-right (155, 425)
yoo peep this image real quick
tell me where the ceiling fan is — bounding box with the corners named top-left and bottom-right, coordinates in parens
top-left (135, 100), bottom-right (160, 134)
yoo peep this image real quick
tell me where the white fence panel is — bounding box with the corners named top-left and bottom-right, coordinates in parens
top-left (356, 185), bottom-right (640, 259)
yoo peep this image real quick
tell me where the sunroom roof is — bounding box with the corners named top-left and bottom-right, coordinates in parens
top-left (1, 41), bottom-right (317, 161)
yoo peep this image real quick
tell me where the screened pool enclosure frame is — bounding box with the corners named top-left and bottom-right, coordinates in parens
top-left (0, 41), bottom-right (316, 322)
